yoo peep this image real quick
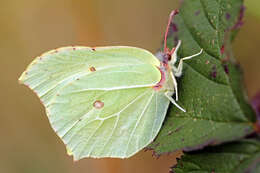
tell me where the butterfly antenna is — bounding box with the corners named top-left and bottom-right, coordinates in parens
top-left (164, 10), bottom-right (179, 54)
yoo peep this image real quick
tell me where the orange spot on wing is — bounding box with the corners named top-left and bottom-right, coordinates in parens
top-left (89, 66), bottom-right (96, 72)
top-left (93, 100), bottom-right (104, 109)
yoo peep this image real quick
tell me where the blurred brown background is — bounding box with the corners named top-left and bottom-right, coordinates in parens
top-left (1, 0), bottom-right (259, 173)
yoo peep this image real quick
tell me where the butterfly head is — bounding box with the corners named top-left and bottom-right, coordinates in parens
top-left (156, 10), bottom-right (179, 67)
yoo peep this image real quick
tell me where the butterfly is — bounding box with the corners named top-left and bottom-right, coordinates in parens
top-left (19, 10), bottom-right (202, 160)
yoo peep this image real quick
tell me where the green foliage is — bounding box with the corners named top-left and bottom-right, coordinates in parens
top-left (149, 0), bottom-right (256, 155)
top-left (171, 138), bottom-right (260, 173)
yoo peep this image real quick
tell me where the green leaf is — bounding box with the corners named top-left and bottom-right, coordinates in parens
top-left (171, 138), bottom-right (260, 173)
top-left (148, 0), bottom-right (256, 155)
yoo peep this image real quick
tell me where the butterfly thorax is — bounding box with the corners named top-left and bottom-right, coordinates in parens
top-left (153, 52), bottom-right (175, 95)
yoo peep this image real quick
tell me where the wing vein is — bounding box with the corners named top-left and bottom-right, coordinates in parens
top-left (60, 91), bottom-right (108, 139)
top-left (78, 121), bottom-right (104, 158)
top-left (125, 91), bottom-right (155, 156)
top-left (98, 89), bottom-right (152, 156)
top-left (149, 93), bottom-right (158, 140)
top-left (63, 89), bottom-right (150, 155)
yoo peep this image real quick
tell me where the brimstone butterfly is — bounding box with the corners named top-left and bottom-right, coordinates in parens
top-left (19, 10), bottom-right (202, 160)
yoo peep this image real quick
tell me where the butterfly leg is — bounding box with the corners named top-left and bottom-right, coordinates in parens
top-left (164, 91), bottom-right (186, 112)
top-left (170, 71), bottom-right (178, 101)
top-left (173, 49), bottom-right (203, 77)
top-left (170, 40), bottom-right (182, 65)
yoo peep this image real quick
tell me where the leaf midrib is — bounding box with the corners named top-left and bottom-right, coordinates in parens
top-left (172, 116), bottom-right (251, 124)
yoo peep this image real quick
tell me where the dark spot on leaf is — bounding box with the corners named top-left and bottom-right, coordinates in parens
top-left (72, 47), bottom-right (76, 50)
top-left (76, 78), bottom-right (80, 80)
top-left (225, 13), bottom-right (231, 20)
top-left (232, 5), bottom-right (245, 29)
top-left (56, 94), bottom-right (60, 96)
top-left (168, 131), bottom-right (173, 136)
top-left (93, 100), bottom-right (104, 109)
top-left (55, 50), bottom-right (58, 53)
top-left (210, 65), bottom-right (217, 78)
top-left (171, 23), bottom-right (178, 32)
top-left (92, 47), bottom-right (96, 51)
top-left (89, 66), bottom-right (96, 72)
top-left (195, 10), bottom-right (200, 16)
top-left (223, 64), bottom-right (229, 74)
top-left (251, 92), bottom-right (260, 134)
top-left (174, 126), bottom-right (183, 133)
top-left (252, 92), bottom-right (260, 118)
top-left (181, 138), bottom-right (184, 142)
top-left (221, 45), bottom-right (225, 54)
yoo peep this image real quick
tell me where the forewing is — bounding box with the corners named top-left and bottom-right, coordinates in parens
top-left (19, 46), bottom-right (165, 159)
top-left (49, 83), bottom-right (170, 159)
top-left (19, 46), bottom-right (161, 106)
